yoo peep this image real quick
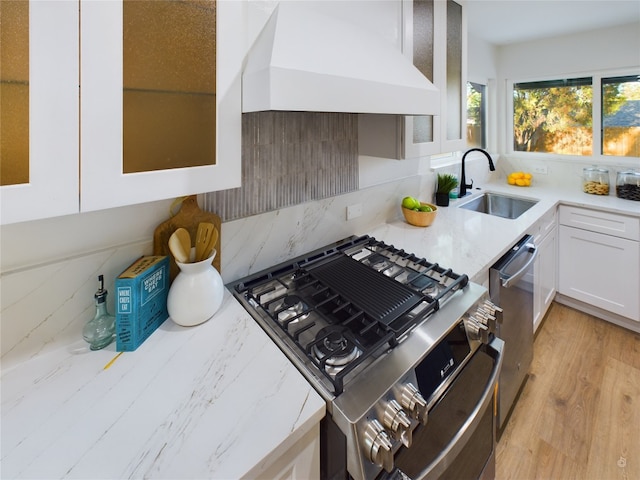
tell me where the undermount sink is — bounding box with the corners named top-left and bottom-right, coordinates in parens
top-left (458, 192), bottom-right (538, 219)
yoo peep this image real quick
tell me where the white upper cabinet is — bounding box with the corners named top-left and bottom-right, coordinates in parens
top-left (1, 1), bottom-right (242, 224)
top-left (405, 0), bottom-right (467, 157)
top-left (80, 0), bottom-right (242, 213)
top-left (359, 0), bottom-right (467, 159)
top-left (0, 2), bottom-right (79, 224)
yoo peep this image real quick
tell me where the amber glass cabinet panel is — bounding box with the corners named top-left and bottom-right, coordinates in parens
top-left (122, 0), bottom-right (216, 173)
top-left (1, 1), bottom-right (29, 186)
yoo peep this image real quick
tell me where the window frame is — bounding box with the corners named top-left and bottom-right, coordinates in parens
top-left (506, 68), bottom-right (639, 166)
top-left (467, 80), bottom-right (487, 149)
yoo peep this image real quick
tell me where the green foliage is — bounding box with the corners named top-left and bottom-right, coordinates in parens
top-left (513, 76), bottom-right (640, 155)
top-left (622, 82), bottom-right (640, 100)
top-left (436, 173), bottom-right (459, 194)
top-left (513, 84), bottom-right (593, 152)
top-left (467, 84), bottom-right (482, 125)
top-left (603, 84), bottom-right (626, 116)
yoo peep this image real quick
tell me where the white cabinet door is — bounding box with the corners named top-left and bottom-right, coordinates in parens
top-left (80, 0), bottom-right (242, 213)
top-left (558, 225), bottom-right (640, 321)
top-left (359, 0), bottom-right (466, 160)
top-left (2, 1), bottom-right (243, 224)
top-left (1, 1), bottom-right (79, 225)
top-left (438, 0), bottom-right (467, 154)
top-left (404, 0), bottom-right (467, 157)
top-left (401, 0), bottom-right (444, 158)
top-left (244, 424), bottom-right (320, 480)
top-left (533, 224), bottom-right (557, 332)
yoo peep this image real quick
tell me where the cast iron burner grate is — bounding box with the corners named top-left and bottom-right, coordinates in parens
top-left (308, 255), bottom-right (423, 327)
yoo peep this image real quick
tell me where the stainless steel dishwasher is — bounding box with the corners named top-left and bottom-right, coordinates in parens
top-left (489, 234), bottom-right (537, 435)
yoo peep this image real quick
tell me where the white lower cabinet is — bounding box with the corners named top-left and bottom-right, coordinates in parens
top-left (533, 217), bottom-right (557, 333)
top-left (558, 206), bottom-right (640, 322)
top-left (245, 424), bottom-right (320, 480)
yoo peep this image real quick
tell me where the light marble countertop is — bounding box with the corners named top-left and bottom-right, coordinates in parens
top-left (367, 181), bottom-right (639, 283)
top-left (1, 290), bottom-right (325, 479)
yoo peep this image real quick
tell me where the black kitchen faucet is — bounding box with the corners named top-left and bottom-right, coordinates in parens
top-left (459, 148), bottom-right (496, 198)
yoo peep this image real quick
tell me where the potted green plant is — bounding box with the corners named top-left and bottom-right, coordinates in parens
top-left (435, 173), bottom-right (459, 206)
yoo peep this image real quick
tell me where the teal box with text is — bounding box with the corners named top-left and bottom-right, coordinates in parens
top-left (115, 256), bottom-right (169, 351)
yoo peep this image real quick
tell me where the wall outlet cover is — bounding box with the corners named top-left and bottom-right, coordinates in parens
top-left (346, 203), bottom-right (363, 220)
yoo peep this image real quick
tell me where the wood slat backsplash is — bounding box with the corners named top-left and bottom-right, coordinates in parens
top-left (204, 111), bottom-right (359, 221)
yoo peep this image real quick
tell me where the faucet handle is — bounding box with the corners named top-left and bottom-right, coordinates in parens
top-left (465, 178), bottom-right (474, 189)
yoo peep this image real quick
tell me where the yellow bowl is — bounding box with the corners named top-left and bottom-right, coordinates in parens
top-left (402, 203), bottom-right (438, 227)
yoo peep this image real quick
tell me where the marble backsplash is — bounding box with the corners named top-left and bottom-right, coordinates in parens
top-left (0, 173), bottom-right (429, 369)
top-left (499, 154), bottom-right (639, 190)
top-left (1, 151), bottom-right (503, 369)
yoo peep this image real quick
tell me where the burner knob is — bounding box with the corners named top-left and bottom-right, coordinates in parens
top-left (400, 383), bottom-right (428, 425)
top-left (382, 399), bottom-right (412, 447)
top-left (481, 300), bottom-right (503, 323)
top-left (467, 316), bottom-right (489, 343)
top-left (363, 419), bottom-right (394, 472)
top-left (473, 309), bottom-right (496, 333)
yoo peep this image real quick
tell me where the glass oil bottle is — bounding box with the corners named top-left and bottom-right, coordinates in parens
top-left (83, 275), bottom-right (116, 350)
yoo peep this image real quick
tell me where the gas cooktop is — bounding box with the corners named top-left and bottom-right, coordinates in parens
top-left (229, 235), bottom-right (469, 396)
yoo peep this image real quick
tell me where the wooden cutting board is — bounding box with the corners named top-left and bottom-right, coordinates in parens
top-left (153, 195), bottom-right (221, 282)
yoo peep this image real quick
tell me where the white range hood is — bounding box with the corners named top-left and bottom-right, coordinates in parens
top-left (242, 2), bottom-right (440, 115)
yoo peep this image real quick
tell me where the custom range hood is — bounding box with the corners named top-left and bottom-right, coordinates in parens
top-left (242, 2), bottom-right (440, 115)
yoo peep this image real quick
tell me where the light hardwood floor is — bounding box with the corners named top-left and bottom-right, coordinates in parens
top-left (496, 302), bottom-right (640, 480)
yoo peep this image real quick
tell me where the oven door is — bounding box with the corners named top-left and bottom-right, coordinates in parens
top-left (383, 337), bottom-right (504, 480)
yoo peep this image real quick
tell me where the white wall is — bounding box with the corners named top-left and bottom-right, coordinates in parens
top-left (468, 32), bottom-right (497, 84)
top-left (497, 22), bottom-right (640, 80)
top-left (467, 32), bottom-right (499, 152)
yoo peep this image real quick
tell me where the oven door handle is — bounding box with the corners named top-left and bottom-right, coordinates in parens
top-left (398, 336), bottom-right (505, 480)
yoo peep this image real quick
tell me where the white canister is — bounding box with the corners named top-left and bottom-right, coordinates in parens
top-left (167, 249), bottom-right (224, 326)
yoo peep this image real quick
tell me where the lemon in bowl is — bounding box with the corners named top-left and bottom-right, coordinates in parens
top-left (507, 172), bottom-right (533, 187)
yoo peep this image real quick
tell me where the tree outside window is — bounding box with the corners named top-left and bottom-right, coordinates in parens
top-left (513, 75), bottom-right (640, 158)
top-left (602, 75), bottom-right (640, 158)
top-left (513, 78), bottom-right (592, 155)
top-left (467, 82), bottom-right (486, 148)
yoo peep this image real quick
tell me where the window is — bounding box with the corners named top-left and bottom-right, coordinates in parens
top-left (512, 74), bottom-right (640, 159)
top-left (513, 78), bottom-right (592, 155)
top-left (467, 82), bottom-right (486, 148)
top-left (602, 75), bottom-right (640, 158)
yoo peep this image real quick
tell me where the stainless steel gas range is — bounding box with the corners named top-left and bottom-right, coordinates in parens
top-left (229, 235), bottom-right (504, 480)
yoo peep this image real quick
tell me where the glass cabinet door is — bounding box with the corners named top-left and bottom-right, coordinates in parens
top-left (441, 0), bottom-right (466, 153)
top-left (1, 0), bottom-right (29, 187)
top-left (81, 0), bottom-right (242, 212)
top-left (403, 0), bottom-right (441, 158)
top-left (403, 0), bottom-right (466, 158)
top-left (122, 0), bottom-right (216, 173)
top-left (0, 1), bottom-right (79, 225)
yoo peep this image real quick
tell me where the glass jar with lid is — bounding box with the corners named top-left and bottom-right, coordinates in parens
top-left (616, 170), bottom-right (640, 201)
top-left (583, 167), bottom-right (609, 195)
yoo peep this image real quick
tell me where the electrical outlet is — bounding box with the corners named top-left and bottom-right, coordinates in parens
top-left (346, 203), bottom-right (362, 220)
top-left (533, 165), bottom-right (548, 174)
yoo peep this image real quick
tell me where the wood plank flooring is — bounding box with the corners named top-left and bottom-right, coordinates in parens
top-left (496, 302), bottom-right (640, 480)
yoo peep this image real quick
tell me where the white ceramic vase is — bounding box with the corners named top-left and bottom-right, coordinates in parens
top-left (167, 249), bottom-right (224, 326)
